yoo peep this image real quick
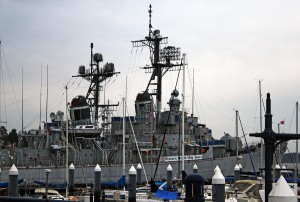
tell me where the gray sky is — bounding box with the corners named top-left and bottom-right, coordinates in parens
top-left (1, 0), bottom-right (300, 152)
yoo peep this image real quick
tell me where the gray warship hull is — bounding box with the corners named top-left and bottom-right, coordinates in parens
top-left (0, 143), bottom-right (263, 185)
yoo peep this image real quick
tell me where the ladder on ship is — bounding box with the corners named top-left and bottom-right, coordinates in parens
top-left (92, 139), bottom-right (108, 164)
top-left (107, 146), bottom-right (118, 164)
top-left (56, 151), bottom-right (61, 166)
top-left (69, 145), bottom-right (80, 164)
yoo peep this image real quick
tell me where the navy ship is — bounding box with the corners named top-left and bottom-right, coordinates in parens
top-left (0, 5), bottom-right (285, 187)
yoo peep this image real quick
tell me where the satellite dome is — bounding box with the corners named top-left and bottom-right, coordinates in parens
top-left (171, 89), bottom-right (179, 97)
top-left (93, 53), bottom-right (103, 62)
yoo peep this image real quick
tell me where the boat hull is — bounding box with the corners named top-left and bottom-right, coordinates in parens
top-left (0, 150), bottom-right (262, 186)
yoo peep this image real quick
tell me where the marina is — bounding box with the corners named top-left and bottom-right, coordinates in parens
top-left (0, 4), bottom-right (273, 186)
top-left (1, 1), bottom-right (300, 202)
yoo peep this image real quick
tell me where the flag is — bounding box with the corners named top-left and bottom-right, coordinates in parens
top-left (280, 120), bottom-right (285, 124)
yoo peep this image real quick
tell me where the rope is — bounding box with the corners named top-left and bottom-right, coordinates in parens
top-left (126, 103), bottom-right (149, 185)
top-left (238, 114), bottom-right (257, 177)
top-left (1, 44), bottom-right (21, 125)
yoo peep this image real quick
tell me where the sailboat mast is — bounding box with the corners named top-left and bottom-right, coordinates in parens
top-left (122, 97), bottom-right (125, 177)
top-left (45, 65), bottom-right (49, 149)
top-left (277, 123), bottom-right (281, 167)
top-left (46, 65), bottom-right (48, 129)
top-left (22, 67), bottom-right (23, 133)
top-left (65, 85), bottom-right (69, 198)
top-left (259, 80), bottom-right (264, 168)
top-left (296, 102), bottom-right (299, 178)
top-left (192, 68), bottom-right (194, 117)
top-left (236, 110), bottom-right (239, 164)
top-left (0, 41), bottom-right (1, 125)
top-left (181, 53), bottom-right (186, 172)
top-left (39, 65), bottom-right (42, 135)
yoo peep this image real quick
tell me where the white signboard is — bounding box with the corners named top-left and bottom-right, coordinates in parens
top-left (164, 155), bottom-right (203, 162)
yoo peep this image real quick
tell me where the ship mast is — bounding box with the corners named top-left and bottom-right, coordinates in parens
top-left (132, 4), bottom-right (181, 130)
top-left (259, 80), bottom-right (264, 169)
top-left (73, 43), bottom-right (119, 127)
top-left (296, 102), bottom-right (299, 179)
top-left (133, 5), bottom-right (183, 184)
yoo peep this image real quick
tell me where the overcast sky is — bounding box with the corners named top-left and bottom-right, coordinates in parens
top-left (1, 0), bottom-right (300, 152)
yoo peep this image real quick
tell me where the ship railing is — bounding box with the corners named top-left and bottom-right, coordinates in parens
top-left (92, 139), bottom-right (108, 164)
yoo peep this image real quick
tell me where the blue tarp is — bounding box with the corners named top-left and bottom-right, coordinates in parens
top-left (0, 179), bottom-right (25, 188)
top-left (155, 181), bottom-right (168, 189)
top-left (155, 189), bottom-right (180, 200)
top-left (34, 180), bottom-right (67, 189)
top-left (101, 175), bottom-right (126, 188)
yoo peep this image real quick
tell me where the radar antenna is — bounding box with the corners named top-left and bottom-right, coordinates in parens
top-left (73, 43), bottom-right (120, 126)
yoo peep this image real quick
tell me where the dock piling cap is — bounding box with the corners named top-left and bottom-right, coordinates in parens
top-left (269, 175), bottom-right (296, 197)
top-left (275, 164), bottom-right (280, 169)
top-left (129, 165), bottom-right (136, 175)
top-left (193, 164), bottom-right (198, 170)
top-left (94, 164), bottom-right (101, 172)
top-left (281, 165), bottom-right (287, 173)
top-left (214, 165), bottom-right (220, 173)
top-left (167, 164), bottom-right (173, 171)
top-left (69, 163), bottom-right (75, 170)
top-left (9, 164), bottom-right (18, 175)
top-left (137, 163), bottom-right (142, 169)
top-left (212, 169), bottom-right (225, 184)
top-left (234, 164), bottom-right (240, 171)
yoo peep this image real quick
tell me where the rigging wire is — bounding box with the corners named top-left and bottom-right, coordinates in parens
top-left (238, 113), bottom-right (257, 177)
top-left (241, 82), bottom-right (261, 137)
top-left (128, 46), bottom-right (144, 100)
top-left (0, 58), bottom-right (7, 128)
top-left (287, 105), bottom-right (295, 133)
top-left (285, 104), bottom-right (297, 169)
top-left (124, 101), bottom-right (149, 185)
top-left (1, 44), bottom-right (22, 122)
top-left (185, 56), bottom-right (206, 124)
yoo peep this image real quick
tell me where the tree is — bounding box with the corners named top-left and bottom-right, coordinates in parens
top-left (0, 126), bottom-right (7, 136)
top-left (8, 129), bottom-right (18, 145)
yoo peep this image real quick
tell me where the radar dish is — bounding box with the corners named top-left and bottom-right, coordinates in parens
top-left (171, 89), bottom-right (179, 97)
top-left (93, 53), bottom-right (103, 62)
top-left (50, 112), bottom-right (55, 120)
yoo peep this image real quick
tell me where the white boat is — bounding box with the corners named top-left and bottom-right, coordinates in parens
top-left (225, 180), bottom-right (263, 202)
top-left (34, 187), bottom-right (65, 200)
